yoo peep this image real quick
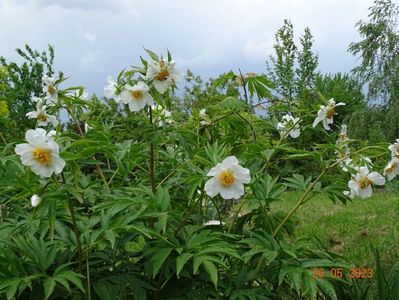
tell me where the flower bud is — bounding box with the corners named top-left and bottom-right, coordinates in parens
top-left (31, 194), bottom-right (42, 207)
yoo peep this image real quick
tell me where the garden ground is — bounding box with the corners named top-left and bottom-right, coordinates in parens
top-left (272, 190), bottom-right (399, 270)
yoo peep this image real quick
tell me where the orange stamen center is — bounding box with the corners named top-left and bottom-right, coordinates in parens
top-left (131, 90), bottom-right (143, 100)
top-left (326, 107), bottom-right (335, 119)
top-left (33, 148), bottom-right (52, 165)
top-left (156, 69), bottom-right (170, 81)
top-left (37, 113), bottom-right (48, 122)
top-left (219, 170), bottom-right (235, 187)
top-left (358, 176), bottom-right (371, 189)
top-left (386, 162), bottom-right (398, 174)
top-left (48, 85), bottom-right (57, 96)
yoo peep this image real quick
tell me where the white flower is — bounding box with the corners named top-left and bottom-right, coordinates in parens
top-left (337, 124), bottom-right (349, 143)
top-left (277, 114), bottom-right (301, 138)
top-left (152, 104), bottom-right (172, 127)
top-left (384, 157), bottom-right (399, 181)
top-left (26, 105), bottom-right (59, 127)
top-left (204, 156), bottom-right (251, 200)
top-left (15, 128), bottom-right (66, 178)
top-left (32, 96), bottom-right (46, 109)
top-left (347, 166), bottom-right (385, 198)
top-left (42, 76), bottom-right (58, 106)
top-left (204, 220), bottom-right (225, 226)
top-left (67, 90), bottom-right (89, 100)
top-left (30, 194), bottom-right (42, 207)
top-left (336, 145), bottom-right (351, 171)
top-left (84, 123), bottom-right (92, 133)
top-left (388, 139), bottom-right (399, 158)
top-left (312, 98), bottom-right (345, 130)
top-left (104, 76), bottom-right (122, 103)
top-left (199, 108), bottom-right (210, 126)
top-left (146, 59), bottom-right (179, 94)
top-left (121, 82), bottom-right (154, 112)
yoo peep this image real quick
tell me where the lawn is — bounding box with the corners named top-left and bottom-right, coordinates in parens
top-left (271, 189), bottom-right (399, 270)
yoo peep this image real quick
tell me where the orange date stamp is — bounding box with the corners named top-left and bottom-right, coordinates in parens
top-left (312, 267), bottom-right (374, 279)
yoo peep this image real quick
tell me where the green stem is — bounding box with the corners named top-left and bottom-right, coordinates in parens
top-left (86, 250), bottom-right (91, 300)
top-left (149, 106), bottom-right (156, 194)
top-left (227, 197), bottom-right (247, 233)
top-left (68, 198), bottom-right (83, 273)
top-left (64, 106), bottom-right (109, 188)
top-left (62, 172), bottom-right (83, 273)
top-left (271, 146), bottom-right (379, 238)
top-left (234, 112), bottom-right (256, 143)
top-left (0, 132), bottom-right (6, 144)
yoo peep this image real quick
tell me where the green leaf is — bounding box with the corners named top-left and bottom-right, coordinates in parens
top-left (317, 279), bottom-right (337, 300)
top-left (155, 187), bottom-right (170, 211)
top-left (144, 48), bottom-right (159, 61)
top-left (152, 248), bottom-right (173, 277)
top-left (176, 253), bottom-right (193, 276)
top-left (202, 260), bottom-right (218, 288)
top-left (56, 271), bottom-right (85, 292)
top-left (43, 277), bottom-right (56, 300)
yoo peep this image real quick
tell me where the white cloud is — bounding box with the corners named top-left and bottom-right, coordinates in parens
top-left (79, 29), bottom-right (97, 43)
top-left (0, 0), bottom-right (376, 94)
top-left (242, 35), bottom-right (275, 61)
top-left (79, 49), bottom-right (104, 71)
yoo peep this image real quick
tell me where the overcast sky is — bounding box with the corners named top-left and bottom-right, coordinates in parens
top-left (0, 0), bottom-right (375, 96)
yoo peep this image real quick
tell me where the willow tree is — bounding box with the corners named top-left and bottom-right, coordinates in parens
top-left (349, 0), bottom-right (399, 140)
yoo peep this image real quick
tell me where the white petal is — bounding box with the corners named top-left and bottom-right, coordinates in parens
top-left (153, 80), bottom-right (169, 94)
top-left (289, 128), bottom-right (300, 138)
top-left (368, 172), bottom-right (385, 185)
top-left (220, 156), bottom-right (239, 169)
top-left (128, 99), bottom-right (146, 112)
top-left (15, 143), bottom-right (33, 156)
top-left (231, 165), bottom-right (251, 184)
top-left (204, 177), bottom-right (219, 198)
top-left (207, 163), bottom-right (223, 177)
top-left (219, 186), bottom-right (238, 200)
top-left (358, 185), bottom-right (373, 198)
top-left (322, 118), bottom-right (331, 131)
top-left (51, 156), bottom-right (66, 174)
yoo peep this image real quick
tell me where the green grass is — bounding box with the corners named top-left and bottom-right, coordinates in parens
top-left (271, 190), bottom-right (399, 269)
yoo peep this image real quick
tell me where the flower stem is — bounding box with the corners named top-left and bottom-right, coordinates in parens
top-left (62, 172), bottom-right (83, 273)
top-left (65, 106), bottom-right (109, 188)
top-left (0, 132), bottom-right (6, 144)
top-left (68, 198), bottom-right (83, 273)
top-left (86, 250), bottom-right (91, 300)
top-left (227, 197), bottom-right (247, 233)
top-left (149, 106), bottom-right (157, 194)
top-left (271, 146), bottom-right (380, 238)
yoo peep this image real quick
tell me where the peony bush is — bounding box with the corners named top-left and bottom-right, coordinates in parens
top-left (0, 49), bottom-right (397, 299)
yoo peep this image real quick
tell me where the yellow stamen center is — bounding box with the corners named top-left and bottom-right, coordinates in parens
top-left (156, 69), bottom-right (170, 81)
top-left (326, 107), bottom-right (335, 119)
top-left (219, 170), bottom-right (235, 187)
top-left (131, 90), bottom-right (143, 100)
top-left (358, 176), bottom-right (371, 189)
top-left (37, 113), bottom-right (48, 122)
top-left (33, 148), bottom-right (52, 165)
top-left (386, 162), bottom-right (398, 174)
top-left (48, 85), bottom-right (57, 95)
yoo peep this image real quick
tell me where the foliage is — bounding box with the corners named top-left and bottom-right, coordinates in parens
top-left (0, 44), bottom-right (61, 138)
top-left (348, 0), bottom-right (399, 141)
top-left (267, 20), bottom-right (319, 106)
top-left (0, 46), bottom-right (394, 300)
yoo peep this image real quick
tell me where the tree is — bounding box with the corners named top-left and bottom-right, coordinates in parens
top-left (0, 44), bottom-right (61, 137)
top-left (348, 0), bottom-right (399, 140)
top-left (267, 20), bottom-right (318, 106)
